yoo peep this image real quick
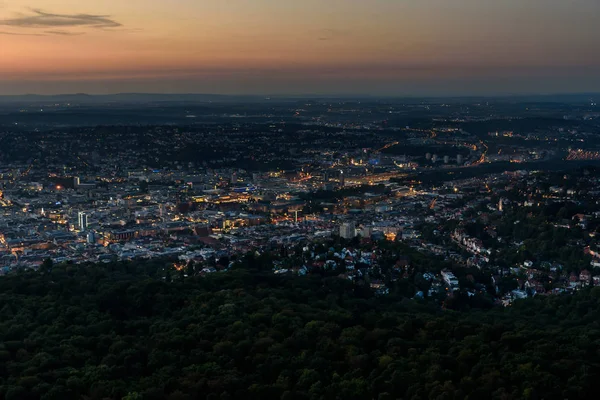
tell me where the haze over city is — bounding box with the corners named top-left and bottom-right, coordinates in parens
top-left (2, 0), bottom-right (600, 95)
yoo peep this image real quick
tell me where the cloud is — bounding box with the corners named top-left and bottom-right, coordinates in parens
top-left (44, 30), bottom-right (85, 36)
top-left (316, 28), bottom-right (347, 41)
top-left (0, 29), bottom-right (84, 36)
top-left (0, 30), bottom-right (45, 36)
top-left (0, 8), bottom-right (122, 29)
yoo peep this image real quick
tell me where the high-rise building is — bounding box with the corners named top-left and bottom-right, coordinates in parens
top-left (444, 155), bottom-right (450, 164)
top-left (87, 231), bottom-right (96, 244)
top-left (339, 222), bottom-right (356, 239)
top-left (457, 154), bottom-right (464, 165)
top-left (432, 154), bottom-right (438, 163)
top-left (360, 226), bottom-right (373, 238)
top-left (78, 211), bottom-right (88, 231)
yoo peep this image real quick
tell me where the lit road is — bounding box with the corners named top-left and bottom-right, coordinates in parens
top-left (473, 141), bottom-right (489, 165)
top-left (376, 141), bottom-right (399, 152)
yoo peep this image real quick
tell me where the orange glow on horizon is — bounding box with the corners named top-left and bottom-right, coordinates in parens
top-left (1, 0), bottom-right (600, 94)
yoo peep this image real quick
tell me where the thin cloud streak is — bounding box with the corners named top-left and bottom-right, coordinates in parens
top-left (0, 29), bottom-right (45, 36)
top-left (0, 29), bottom-right (84, 36)
top-left (316, 28), bottom-right (347, 41)
top-left (44, 30), bottom-right (85, 36)
top-left (0, 8), bottom-right (121, 29)
top-left (4, 64), bottom-right (599, 83)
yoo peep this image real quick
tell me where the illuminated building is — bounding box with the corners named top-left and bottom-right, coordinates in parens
top-left (339, 222), bottom-right (356, 239)
top-left (78, 212), bottom-right (88, 231)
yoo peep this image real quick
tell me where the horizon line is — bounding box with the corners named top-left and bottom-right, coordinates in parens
top-left (1, 91), bottom-right (599, 99)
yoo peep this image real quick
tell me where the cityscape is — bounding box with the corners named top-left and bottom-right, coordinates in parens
top-left (2, 95), bottom-right (600, 308)
top-left (3, 0), bottom-right (600, 399)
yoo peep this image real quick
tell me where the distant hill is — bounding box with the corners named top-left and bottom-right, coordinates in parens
top-left (0, 92), bottom-right (598, 104)
top-left (0, 93), bottom-right (265, 104)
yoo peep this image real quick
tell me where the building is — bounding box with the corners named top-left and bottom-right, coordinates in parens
top-left (339, 222), bottom-right (356, 239)
top-left (457, 154), bottom-right (464, 165)
top-left (441, 270), bottom-right (459, 289)
top-left (580, 270), bottom-right (592, 286)
top-left (87, 231), bottom-right (96, 244)
top-left (360, 226), bottom-right (373, 238)
top-left (77, 212), bottom-right (88, 231)
top-left (443, 155), bottom-right (450, 164)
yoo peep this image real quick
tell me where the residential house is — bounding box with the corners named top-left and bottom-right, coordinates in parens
top-left (580, 270), bottom-right (592, 286)
top-left (569, 272), bottom-right (580, 288)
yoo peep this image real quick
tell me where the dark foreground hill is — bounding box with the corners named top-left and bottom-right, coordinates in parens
top-left (1, 259), bottom-right (599, 400)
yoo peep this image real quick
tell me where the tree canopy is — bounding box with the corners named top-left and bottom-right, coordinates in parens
top-left (1, 259), bottom-right (600, 400)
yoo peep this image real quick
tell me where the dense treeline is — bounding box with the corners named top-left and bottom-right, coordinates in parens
top-left (1, 258), bottom-right (600, 400)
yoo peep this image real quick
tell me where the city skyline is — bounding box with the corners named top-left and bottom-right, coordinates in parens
top-left (2, 0), bottom-right (600, 95)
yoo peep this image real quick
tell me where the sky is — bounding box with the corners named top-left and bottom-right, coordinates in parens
top-left (1, 0), bottom-right (600, 96)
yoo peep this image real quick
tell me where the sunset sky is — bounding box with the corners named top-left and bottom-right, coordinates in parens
top-left (1, 0), bottom-right (600, 95)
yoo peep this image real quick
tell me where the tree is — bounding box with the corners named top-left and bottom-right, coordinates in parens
top-left (122, 393), bottom-right (143, 400)
top-left (1, 256), bottom-right (600, 399)
top-left (41, 258), bottom-right (53, 273)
